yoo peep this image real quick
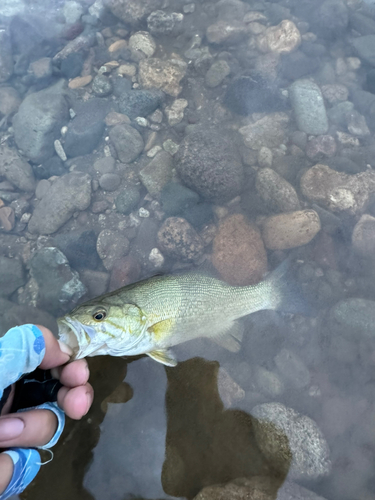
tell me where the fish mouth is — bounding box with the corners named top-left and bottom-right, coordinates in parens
top-left (57, 317), bottom-right (102, 359)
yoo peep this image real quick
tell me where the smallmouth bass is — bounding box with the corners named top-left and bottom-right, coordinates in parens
top-left (57, 259), bottom-right (308, 367)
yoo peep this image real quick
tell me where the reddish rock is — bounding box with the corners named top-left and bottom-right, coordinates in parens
top-left (0, 206), bottom-right (15, 231)
top-left (306, 135), bottom-right (336, 160)
top-left (109, 255), bottom-right (141, 291)
top-left (212, 214), bottom-right (267, 286)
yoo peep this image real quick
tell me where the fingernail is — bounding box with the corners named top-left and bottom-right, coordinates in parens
top-left (84, 392), bottom-right (93, 415)
top-left (0, 418), bottom-right (24, 441)
top-left (58, 340), bottom-right (73, 357)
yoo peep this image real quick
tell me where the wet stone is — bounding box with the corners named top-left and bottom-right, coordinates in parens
top-left (96, 229), bottom-right (130, 271)
top-left (0, 256), bottom-right (25, 298)
top-left (35, 180), bottom-right (51, 200)
top-left (115, 186), bottom-right (141, 214)
top-left (60, 52), bottom-right (84, 79)
top-left (289, 80), bottom-right (328, 135)
top-left (109, 124), bottom-right (144, 163)
top-left (352, 35), bottom-right (375, 67)
top-left (128, 31), bottom-right (156, 57)
top-left (53, 229), bottom-right (101, 271)
top-left (0, 87), bottom-right (21, 116)
top-left (92, 75), bottom-right (113, 97)
top-left (257, 20), bottom-right (301, 55)
top-left (138, 57), bottom-right (187, 97)
top-left (99, 173), bottom-right (121, 191)
top-left (255, 168), bottom-right (300, 213)
top-left (205, 60), bottom-right (231, 88)
top-left (104, 0), bottom-right (163, 26)
top-left (157, 217), bottom-right (204, 262)
top-left (311, 0), bottom-right (348, 40)
top-left (352, 214), bottom-right (375, 258)
top-left (161, 182), bottom-right (200, 216)
top-left (306, 135), bottom-right (336, 160)
top-left (254, 366), bottom-right (285, 398)
top-left (147, 10), bottom-right (183, 35)
top-left (206, 20), bottom-right (248, 45)
top-left (328, 298), bottom-right (375, 340)
top-left (68, 75), bottom-right (92, 89)
top-left (239, 113), bottom-right (289, 150)
top-left (0, 206), bottom-right (15, 231)
top-left (118, 89), bottom-right (162, 119)
top-left (0, 144), bottom-right (36, 192)
top-left (0, 29), bottom-right (13, 83)
top-left (80, 270), bottom-right (109, 299)
top-left (109, 255), bottom-right (141, 291)
top-left (165, 99), bottom-right (188, 126)
top-left (33, 156), bottom-right (66, 180)
top-left (94, 156), bottom-right (116, 174)
top-left (139, 150), bottom-right (174, 196)
top-left (274, 348), bottom-right (311, 390)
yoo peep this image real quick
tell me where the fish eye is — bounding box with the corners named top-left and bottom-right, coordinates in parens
top-left (93, 309), bottom-right (107, 321)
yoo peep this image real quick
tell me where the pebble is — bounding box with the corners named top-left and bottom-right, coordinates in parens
top-left (206, 20), bottom-right (248, 44)
top-left (289, 80), bottom-right (328, 135)
top-left (274, 348), bottom-right (311, 390)
top-left (256, 168), bottom-right (300, 213)
top-left (80, 270), bottom-right (109, 299)
top-left (0, 145), bottom-right (36, 192)
top-left (321, 84), bottom-right (349, 104)
top-left (109, 124), bottom-right (144, 163)
top-left (53, 230), bottom-right (101, 271)
top-left (35, 180), bottom-right (51, 200)
top-left (147, 11), bottom-right (183, 35)
top-left (212, 214), bottom-right (267, 286)
top-left (217, 368), bottom-right (245, 408)
top-left (0, 206), bottom-right (15, 231)
top-left (105, 111), bottom-right (130, 126)
top-left (306, 135), bottom-right (336, 160)
top-left (254, 365), bottom-right (285, 398)
top-left (352, 214), bottom-right (375, 258)
top-left (54, 140), bottom-right (67, 161)
top-left (94, 157), bottom-right (116, 174)
top-left (118, 89), bottom-right (163, 119)
top-left (148, 247), bottom-right (164, 268)
top-left (105, 0), bottom-right (163, 26)
top-left (115, 186), bottom-right (141, 214)
top-left (139, 151), bottom-right (174, 197)
top-left (138, 57), bottom-right (187, 97)
top-left (147, 145), bottom-right (162, 157)
top-left (117, 64), bottom-right (137, 77)
top-left (163, 139), bottom-right (179, 155)
top-left (157, 217), bottom-right (204, 262)
top-left (129, 31), bottom-right (156, 57)
top-left (352, 35), bottom-right (375, 66)
top-left (328, 298), bottom-right (375, 340)
top-left (0, 87), bottom-right (21, 116)
top-left (239, 113), bottom-right (289, 150)
top-left (108, 40), bottom-right (128, 53)
top-left (251, 402), bottom-right (331, 481)
top-left (258, 147), bottom-right (273, 168)
top-left (261, 210), bottom-right (321, 250)
top-left (96, 229), bottom-right (130, 271)
top-left (0, 256), bottom-right (25, 297)
top-left (92, 75), bottom-right (113, 97)
top-left (257, 20), bottom-right (301, 54)
top-left (165, 99), bottom-right (188, 126)
top-left (300, 164), bottom-right (375, 214)
top-left (161, 182), bottom-right (200, 216)
top-left (205, 60), bottom-right (231, 88)
top-left (0, 29), bottom-right (13, 83)
top-left (99, 173), bottom-right (121, 191)
top-left (68, 75), bottom-right (93, 89)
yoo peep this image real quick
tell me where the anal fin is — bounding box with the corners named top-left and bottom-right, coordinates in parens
top-left (211, 321), bottom-right (244, 353)
top-left (147, 349), bottom-right (178, 367)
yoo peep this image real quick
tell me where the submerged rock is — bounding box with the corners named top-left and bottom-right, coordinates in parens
top-left (255, 168), bottom-right (300, 213)
top-left (118, 89), bottom-right (162, 119)
top-left (0, 144), bottom-right (35, 192)
top-left (289, 80), bottom-right (328, 135)
top-left (0, 29), bottom-right (13, 83)
top-left (109, 124), bottom-right (144, 163)
top-left (256, 20), bottom-right (301, 54)
top-left (104, 0), bottom-right (163, 26)
top-left (138, 57), bottom-right (187, 97)
top-left (352, 214), bottom-right (375, 258)
top-left (0, 256), bottom-right (25, 298)
top-left (239, 113), bottom-right (289, 150)
top-left (139, 150), bottom-right (174, 196)
top-left (157, 217), bottom-right (204, 262)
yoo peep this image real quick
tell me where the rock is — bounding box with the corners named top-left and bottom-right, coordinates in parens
top-left (205, 60), bottom-right (231, 88)
top-left (306, 135), bottom-right (336, 160)
top-left (280, 50), bottom-right (320, 81)
top-left (206, 20), bottom-right (248, 44)
top-left (0, 257), bottom-right (25, 297)
top-left (239, 113), bottom-right (289, 150)
top-left (224, 75), bottom-right (287, 116)
top-left (0, 87), bottom-right (21, 116)
top-left (99, 173), bottom-right (121, 191)
top-left (109, 124), bottom-right (144, 163)
top-left (96, 229), bottom-right (130, 271)
top-left (165, 99), bottom-right (188, 126)
top-left (109, 255), bottom-right (141, 290)
top-left (147, 10), bottom-right (183, 36)
top-left (28, 172), bottom-right (92, 235)
top-left (327, 101), bottom-right (354, 127)
top-left (33, 156), bottom-right (66, 180)
top-left (0, 144), bottom-right (36, 192)
top-left (251, 402), bottom-right (331, 481)
top-left (217, 368), bottom-right (245, 408)
top-left (117, 63), bottom-right (137, 77)
top-left (63, 1), bottom-right (84, 24)
top-left (148, 247), bottom-right (164, 268)
top-left (0, 298), bottom-right (56, 338)
top-left (68, 75), bottom-right (93, 89)
top-left (157, 217), bottom-right (204, 262)
top-left (128, 31), bottom-right (156, 57)
top-left (321, 84), bottom-right (349, 104)
top-left (256, 168), bottom-right (300, 213)
top-left (0, 29), bottom-right (13, 82)
top-left (161, 182), bottom-right (200, 216)
top-left (352, 214), bottom-right (375, 258)
top-left (105, 111), bottom-right (131, 127)
top-left (261, 210), bottom-right (321, 250)
top-left (254, 366), bottom-right (285, 398)
top-left (258, 147), bottom-right (273, 169)
top-left (28, 57), bottom-right (53, 81)
top-left (13, 80), bottom-right (69, 163)
top-left (352, 35), bottom-right (375, 66)
top-left (274, 348), bottom-right (311, 390)
top-left (328, 298), bottom-right (375, 341)
top-left (256, 20), bottom-right (301, 54)
top-left (115, 185), bottom-right (141, 214)
top-left (35, 180), bottom-right (50, 199)
top-left (350, 11), bottom-right (375, 36)
top-left (277, 481), bottom-right (329, 500)
top-left (29, 247), bottom-right (86, 315)
top-left (80, 269), bottom-right (109, 299)
top-left (92, 75), bottom-right (113, 97)
top-left (138, 57), bottom-right (187, 97)
top-left (60, 52), bottom-right (84, 79)
top-left (103, 0), bottom-right (163, 26)
top-left (139, 150), bottom-right (174, 196)
top-left (175, 128), bottom-right (244, 202)
top-left (53, 229), bottom-right (101, 270)
top-left (300, 164), bottom-right (375, 214)
top-left (94, 157), bottom-right (116, 174)
top-left (311, 0), bottom-right (348, 40)
top-left (118, 89), bottom-right (162, 119)
top-left (289, 80), bottom-right (328, 135)
top-left (212, 214), bottom-right (267, 286)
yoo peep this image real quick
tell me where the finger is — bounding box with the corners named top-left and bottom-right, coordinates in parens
top-left (0, 409), bottom-right (57, 449)
top-left (36, 325), bottom-right (73, 370)
top-left (51, 359), bottom-right (90, 388)
top-left (0, 453), bottom-right (13, 494)
top-left (57, 383), bottom-right (94, 420)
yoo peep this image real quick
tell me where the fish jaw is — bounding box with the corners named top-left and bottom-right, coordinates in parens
top-left (57, 317), bottom-right (106, 359)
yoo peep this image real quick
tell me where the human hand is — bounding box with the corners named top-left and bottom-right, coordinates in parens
top-left (0, 325), bottom-right (94, 499)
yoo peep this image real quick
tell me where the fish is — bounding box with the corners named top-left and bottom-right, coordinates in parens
top-left (57, 258), bottom-right (309, 367)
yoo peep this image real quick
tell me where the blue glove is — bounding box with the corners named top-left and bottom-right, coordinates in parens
top-left (0, 325), bottom-right (65, 500)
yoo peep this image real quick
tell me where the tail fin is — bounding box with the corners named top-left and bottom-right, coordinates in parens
top-left (264, 257), bottom-right (313, 316)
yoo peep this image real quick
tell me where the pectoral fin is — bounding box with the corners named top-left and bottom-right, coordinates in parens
top-left (147, 349), bottom-right (178, 367)
top-left (211, 321), bottom-right (244, 353)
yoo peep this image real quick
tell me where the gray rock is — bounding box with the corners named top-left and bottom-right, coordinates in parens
top-left (96, 229), bottom-right (130, 271)
top-left (252, 402), bottom-right (331, 481)
top-left (118, 89), bottom-right (162, 119)
top-left (146, 10), bottom-right (183, 35)
top-left (99, 173), bottom-right (121, 191)
top-left (0, 298), bottom-right (56, 338)
top-left (63, 0), bottom-right (84, 24)
top-left (254, 366), bottom-right (285, 398)
top-left (13, 80), bottom-right (69, 163)
top-left (0, 86), bottom-right (21, 116)
top-left (35, 179), bottom-right (51, 199)
top-left (277, 481), bottom-right (328, 500)
top-left (352, 214), bottom-right (375, 258)
top-left (80, 269), bottom-right (109, 299)
top-left (139, 150), bottom-right (173, 196)
top-left (352, 35), bottom-right (375, 66)
top-left (289, 80), bottom-right (328, 135)
top-left (157, 216), bottom-right (204, 262)
top-left (274, 348), bottom-right (311, 389)
top-left (94, 157), bottom-right (116, 174)
top-left (175, 128), bottom-right (244, 202)
top-left (328, 298), bottom-right (375, 340)
top-left (239, 113), bottom-right (289, 150)
top-left (109, 124), bottom-right (144, 163)
top-left (53, 229), bottom-right (101, 270)
top-left (310, 0), bottom-right (348, 40)
top-left (327, 101), bottom-right (355, 126)
top-left (29, 247), bottom-right (86, 315)
top-left (115, 185), bottom-right (141, 214)
top-left (205, 60), bottom-right (231, 88)
top-left (103, 0), bottom-right (163, 26)
top-left (0, 144), bottom-right (35, 192)
top-left (28, 172), bottom-right (92, 235)
top-left (92, 75), bottom-right (113, 97)
top-left (0, 257), bottom-right (25, 298)
top-left (160, 182), bottom-right (200, 216)
top-left (350, 11), bottom-right (375, 35)
top-left (256, 168), bottom-right (300, 213)
top-left (0, 29), bottom-right (13, 83)
top-left (128, 31), bottom-right (156, 58)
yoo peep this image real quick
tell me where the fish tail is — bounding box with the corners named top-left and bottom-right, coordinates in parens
top-left (264, 257), bottom-right (312, 316)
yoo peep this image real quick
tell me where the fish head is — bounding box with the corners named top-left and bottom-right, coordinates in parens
top-left (57, 299), bottom-right (148, 359)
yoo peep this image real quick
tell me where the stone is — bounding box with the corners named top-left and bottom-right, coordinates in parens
top-left (118, 89), bottom-right (163, 119)
top-left (289, 80), bottom-right (328, 135)
top-left (274, 348), bottom-right (311, 389)
top-left (0, 144), bottom-right (35, 192)
top-left (239, 113), bottom-right (289, 150)
top-left (206, 20), bottom-right (248, 44)
top-left (33, 156), bottom-right (66, 180)
top-left (311, 0), bottom-right (348, 40)
top-left (103, 0), bottom-right (163, 26)
top-left (0, 29), bottom-right (13, 83)
top-left (128, 31), bottom-right (156, 57)
top-left (138, 57), bottom-right (187, 97)
top-left (165, 99), bottom-right (188, 126)
top-left (328, 298), bottom-right (375, 342)
top-left (68, 75), bottom-right (93, 89)
top-left (99, 173), bottom-right (121, 191)
top-left (115, 185), bottom-right (141, 214)
top-left (254, 366), bottom-right (285, 398)
top-left (0, 87), bottom-right (21, 116)
top-left (157, 217), bottom-right (204, 262)
top-left (352, 35), bottom-right (375, 67)
top-left (29, 247), bottom-right (86, 315)
top-left (280, 50), bottom-right (320, 81)
top-left (321, 84), bottom-right (349, 104)
top-left (261, 210), bottom-right (321, 250)
top-left (148, 247), bottom-right (164, 268)
top-left (161, 182), bottom-right (200, 216)
top-left (13, 80), bottom-right (70, 163)
top-left (212, 214), bottom-right (267, 286)
top-left (217, 368), bottom-right (245, 408)
top-left (258, 147), bottom-right (273, 168)
top-left (29, 57), bottom-right (53, 81)
top-left (352, 214), bottom-right (375, 258)
top-left (53, 229), bottom-right (101, 271)
top-left (255, 168), bottom-right (300, 213)
top-left (205, 60), bottom-right (231, 88)
top-left (252, 403), bottom-right (331, 481)
top-left (28, 172), bottom-right (92, 235)
top-left (0, 256), bottom-right (25, 298)
top-left (256, 20), bottom-right (301, 54)
top-left (94, 157), bottom-right (116, 174)
top-left (306, 135), bottom-right (336, 160)
top-left (105, 111), bottom-right (131, 126)
top-left (60, 52), bottom-right (84, 79)
top-left (96, 229), bottom-right (130, 271)
top-left (147, 10), bottom-right (183, 35)
top-left (63, 1), bottom-right (84, 24)
top-left (109, 255), bottom-right (141, 290)
top-left (139, 150), bottom-right (174, 196)
top-left (300, 164), bottom-right (375, 215)
top-left (35, 179), bottom-right (51, 199)
top-left (117, 63), bottom-right (137, 77)
top-left (92, 75), bottom-right (113, 97)
top-left (175, 128), bottom-right (244, 202)
top-left (80, 270), bottom-right (109, 299)
top-left (109, 124), bottom-right (144, 163)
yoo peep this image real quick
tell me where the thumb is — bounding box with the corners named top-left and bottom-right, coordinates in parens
top-left (36, 326), bottom-right (73, 370)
